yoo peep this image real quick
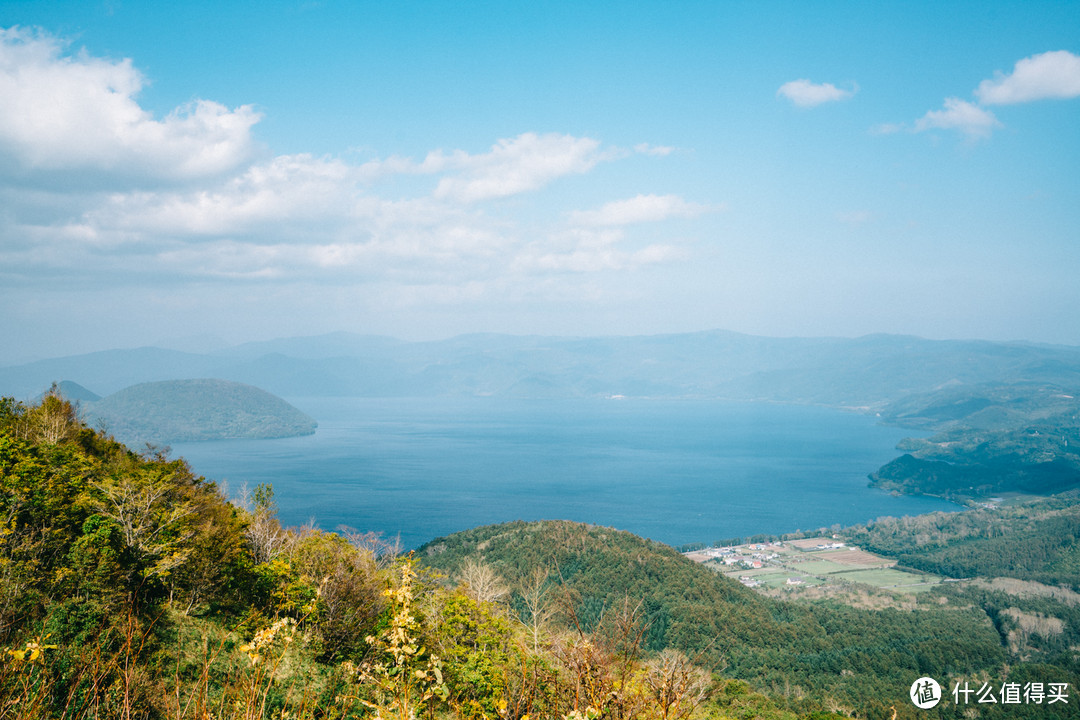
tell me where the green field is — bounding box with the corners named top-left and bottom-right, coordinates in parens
top-left (786, 559), bottom-right (852, 575)
top-left (708, 539), bottom-right (949, 597)
top-left (720, 552), bottom-right (942, 594)
top-left (759, 574), bottom-right (823, 589)
top-left (828, 567), bottom-right (942, 591)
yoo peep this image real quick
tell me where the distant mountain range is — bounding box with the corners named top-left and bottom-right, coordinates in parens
top-left (4, 330), bottom-right (1079, 407)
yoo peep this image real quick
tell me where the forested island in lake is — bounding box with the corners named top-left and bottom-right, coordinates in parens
top-left (36, 378), bottom-right (318, 447)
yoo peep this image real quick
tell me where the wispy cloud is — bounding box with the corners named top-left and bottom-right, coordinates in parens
top-left (354, 132), bottom-right (611, 194)
top-left (777, 79), bottom-right (856, 108)
top-left (569, 194), bottom-right (712, 227)
top-left (515, 193), bottom-right (711, 275)
top-left (431, 133), bottom-right (607, 202)
top-left (511, 226), bottom-right (684, 274)
top-left (889, 50), bottom-right (1080, 141)
top-left (913, 97), bottom-right (1002, 140)
top-left (633, 143), bottom-right (675, 157)
top-left (975, 50), bottom-right (1080, 105)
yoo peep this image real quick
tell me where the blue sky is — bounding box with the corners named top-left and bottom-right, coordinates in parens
top-left (1, 1), bottom-right (1078, 362)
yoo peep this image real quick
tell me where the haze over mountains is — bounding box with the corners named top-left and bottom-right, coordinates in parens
top-left (3, 330), bottom-right (1080, 408)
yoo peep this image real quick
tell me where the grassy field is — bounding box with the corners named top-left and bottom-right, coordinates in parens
top-left (787, 559), bottom-right (852, 575)
top-left (748, 571), bottom-right (824, 589)
top-left (828, 567), bottom-right (941, 591)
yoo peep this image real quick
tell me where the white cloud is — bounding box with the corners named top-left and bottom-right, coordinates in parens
top-left (891, 50), bottom-right (1080, 142)
top-left (570, 194), bottom-right (712, 227)
top-left (913, 97), bottom-right (1001, 139)
top-left (351, 132), bottom-right (611, 202)
top-left (633, 143), bottom-right (675, 156)
top-left (432, 132), bottom-right (606, 202)
top-left (0, 26), bottom-right (260, 183)
top-left (975, 50), bottom-right (1080, 105)
top-left (777, 79), bottom-right (855, 108)
top-left (0, 26), bottom-right (715, 315)
top-left (88, 154), bottom-right (361, 238)
top-left (512, 241), bottom-right (682, 274)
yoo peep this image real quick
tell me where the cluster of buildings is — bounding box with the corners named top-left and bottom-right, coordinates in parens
top-left (688, 538), bottom-right (856, 590)
top-left (701, 542), bottom-right (783, 570)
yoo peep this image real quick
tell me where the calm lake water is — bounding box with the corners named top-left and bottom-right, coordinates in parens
top-left (171, 397), bottom-right (960, 550)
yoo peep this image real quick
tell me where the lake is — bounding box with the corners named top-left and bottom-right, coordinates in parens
top-left (171, 397), bottom-right (961, 549)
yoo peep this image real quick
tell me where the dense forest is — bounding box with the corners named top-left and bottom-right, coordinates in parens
top-left (417, 522), bottom-right (1015, 715)
top-left (3, 390), bottom-right (1080, 719)
top-left (841, 498), bottom-right (1080, 587)
top-left (871, 382), bottom-right (1080, 499)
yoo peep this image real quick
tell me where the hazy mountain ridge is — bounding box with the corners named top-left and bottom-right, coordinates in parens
top-left (7, 330), bottom-right (1080, 497)
top-left (4, 330), bottom-right (1079, 404)
top-left (37, 380), bottom-right (101, 403)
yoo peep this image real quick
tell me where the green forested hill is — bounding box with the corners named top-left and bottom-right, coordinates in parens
top-left (871, 384), bottom-right (1080, 498)
top-left (838, 495), bottom-right (1080, 711)
top-left (418, 521), bottom-right (1012, 717)
top-left (84, 378), bottom-right (317, 445)
top-left (843, 497), bottom-right (1080, 589)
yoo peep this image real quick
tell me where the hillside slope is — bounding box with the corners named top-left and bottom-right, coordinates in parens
top-left (418, 520), bottom-right (1008, 714)
top-left (4, 331), bottom-right (1079, 404)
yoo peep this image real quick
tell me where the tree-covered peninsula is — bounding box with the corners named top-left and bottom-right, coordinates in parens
top-left (872, 382), bottom-right (1080, 499)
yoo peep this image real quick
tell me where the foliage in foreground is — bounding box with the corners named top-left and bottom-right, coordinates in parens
top-left (6, 388), bottom-right (1080, 719)
top-left (417, 521), bottom-right (1015, 718)
top-left (1, 391), bottom-right (839, 720)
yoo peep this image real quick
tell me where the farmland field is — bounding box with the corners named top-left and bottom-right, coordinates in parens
top-left (708, 538), bottom-right (944, 595)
